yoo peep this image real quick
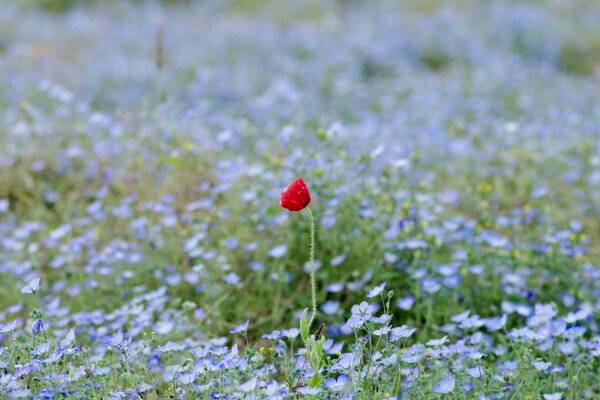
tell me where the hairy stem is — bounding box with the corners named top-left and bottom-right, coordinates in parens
top-left (305, 206), bottom-right (317, 331)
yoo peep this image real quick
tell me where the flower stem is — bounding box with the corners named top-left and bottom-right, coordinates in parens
top-left (305, 206), bottom-right (317, 331)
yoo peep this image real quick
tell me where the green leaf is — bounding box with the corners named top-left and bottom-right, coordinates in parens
top-left (315, 335), bottom-right (326, 354)
top-left (308, 373), bottom-right (323, 387)
top-left (300, 308), bottom-right (309, 343)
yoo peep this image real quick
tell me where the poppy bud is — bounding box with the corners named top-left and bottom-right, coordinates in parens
top-left (279, 176), bottom-right (311, 212)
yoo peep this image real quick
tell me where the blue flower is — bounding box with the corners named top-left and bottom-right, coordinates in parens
top-left (466, 367), bottom-right (484, 378)
top-left (21, 277), bottom-right (41, 294)
top-left (351, 301), bottom-right (377, 321)
top-left (532, 361), bottom-right (552, 372)
top-left (281, 328), bottom-right (299, 339)
top-left (483, 314), bottom-right (507, 331)
top-left (223, 272), bottom-right (241, 285)
top-left (433, 375), bottom-right (455, 394)
top-left (324, 374), bottom-right (349, 392)
top-left (421, 278), bottom-right (441, 293)
top-left (230, 318), bottom-right (250, 334)
top-left (390, 326), bottom-right (416, 340)
top-left (323, 339), bottom-right (344, 354)
top-left (321, 300), bottom-right (340, 315)
top-left (297, 386), bottom-right (321, 395)
top-left (543, 394), bottom-right (563, 400)
top-left (31, 319), bottom-right (44, 335)
top-left (426, 336), bottom-right (447, 346)
top-left (261, 330), bottom-right (282, 340)
top-left (268, 244), bottom-right (287, 258)
top-left (342, 315), bottom-right (365, 332)
top-left (498, 359), bottom-right (519, 372)
top-left (331, 353), bottom-right (359, 371)
top-left (401, 344), bottom-right (425, 363)
top-left (366, 282), bottom-right (387, 298)
top-left (0, 320), bottom-right (18, 333)
top-left (238, 377), bottom-right (258, 392)
top-left (330, 254), bottom-right (346, 266)
top-left (326, 282), bottom-right (345, 293)
top-left (396, 296), bottom-right (415, 310)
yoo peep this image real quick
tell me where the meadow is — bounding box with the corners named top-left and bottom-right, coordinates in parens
top-left (1, 0), bottom-right (600, 398)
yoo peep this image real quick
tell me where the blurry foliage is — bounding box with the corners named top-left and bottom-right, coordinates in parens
top-left (25, 0), bottom-right (83, 12)
top-left (359, 54), bottom-right (395, 81)
top-left (417, 46), bottom-right (453, 71)
top-left (2, 0), bottom-right (600, 332)
top-left (19, 0), bottom-right (190, 13)
top-left (559, 40), bottom-right (600, 76)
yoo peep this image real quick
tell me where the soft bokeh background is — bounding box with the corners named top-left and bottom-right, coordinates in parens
top-left (3, 0), bottom-right (600, 333)
top-left (1, 1), bottom-right (600, 398)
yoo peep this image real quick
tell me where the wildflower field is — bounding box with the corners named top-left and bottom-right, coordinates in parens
top-left (2, 0), bottom-right (600, 398)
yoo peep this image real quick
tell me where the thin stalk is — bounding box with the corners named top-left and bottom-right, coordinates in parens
top-left (305, 206), bottom-right (317, 331)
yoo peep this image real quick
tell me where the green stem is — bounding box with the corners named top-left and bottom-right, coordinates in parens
top-left (305, 206), bottom-right (317, 331)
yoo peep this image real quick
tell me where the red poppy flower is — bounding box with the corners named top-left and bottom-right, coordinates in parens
top-left (279, 176), bottom-right (311, 212)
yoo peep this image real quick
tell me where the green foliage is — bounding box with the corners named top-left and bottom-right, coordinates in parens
top-left (559, 40), bottom-right (600, 76)
top-left (418, 46), bottom-right (453, 71)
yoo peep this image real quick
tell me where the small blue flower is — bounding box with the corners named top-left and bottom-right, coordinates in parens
top-left (261, 330), bottom-right (282, 340)
top-left (321, 300), bottom-right (340, 315)
top-left (390, 325), bottom-right (416, 340)
top-left (331, 353), bottom-right (360, 371)
top-left (32, 319), bottom-right (44, 335)
top-left (323, 339), bottom-right (344, 354)
top-left (0, 320), bottom-right (18, 333)
top-left (426, 336), bottom-right (447, 347)
top-left (324, 374), bottom-right (349, 392)
top-left (297, 386), bottom-right (321, 395)
top-left (330, 254), bottom-right (346, 266)
top-left (433, 375), bottom-right (455, 394)
top-left (483, 314), bottom-right (507, 331)
top-left (532, 361), bottom-right (552, 372)
top-left (282, 328), bottom-right (299, 339)
top-left (326, 282), bottom-right (345, 293)
top-left (351, 301), bottom-right (377, 321)
top-left (230, 318), bottom-right (250, 334)
top-left (543, 394), bottom-right (563, 400)
top-left (268, 244), bottom-right (287, 258)
top-left (366, 282), bottom-right (387, 298)
top-left (421, 278), bottom-right (441, 293)
top-left (396, 296), bottom-right (415, 310)
top-left (238, 377), bottom-right (258, 392)
top-left (223, 272), bottom-right (241, 285)
top-left (21, 277), bottom-right (41, 294)
top-left (466, 367), bottom-right (484, 378)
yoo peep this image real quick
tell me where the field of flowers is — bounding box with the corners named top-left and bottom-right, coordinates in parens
top-left (2, 0), bottom-right (600, 398)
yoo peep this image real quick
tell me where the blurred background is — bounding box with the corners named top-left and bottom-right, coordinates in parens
top-left (1, 0), bottom-right (599, 165)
